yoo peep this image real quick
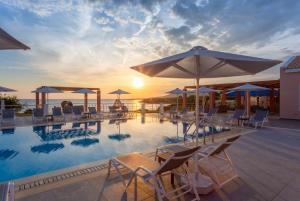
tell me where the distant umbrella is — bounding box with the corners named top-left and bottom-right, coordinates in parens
top-left (191, 87), bottom-right (218, 110)
top-left (31, 143), bottom-right (64, 154)
top-left (228, 83), bottom-right (270, 116)
top-left (166, 88), bottom-right (190, 112)
top-left (73, 88), bottom-right (96, 94)
top-left (71, 138), bottom-right (99, 147)
top-left (0, 27), bottom-right (30, 50)
top-left (109, 89), bottom-right (130, 100)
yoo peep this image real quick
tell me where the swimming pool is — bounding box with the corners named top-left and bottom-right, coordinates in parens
top-left (0, 115), bottom-right (229, 182)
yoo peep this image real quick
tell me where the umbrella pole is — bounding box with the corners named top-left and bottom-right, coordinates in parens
top-left (195, 77), bottom-right (200, 145)
top-left (176, 95), bottom-right (179, 113)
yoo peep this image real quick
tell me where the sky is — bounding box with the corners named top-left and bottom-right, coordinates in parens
top-left (0, 0), bottom-right (300, 99)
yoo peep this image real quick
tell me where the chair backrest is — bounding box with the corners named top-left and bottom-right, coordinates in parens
top-left (2, 109), bottom-right (15, 119)
top-left (109, 106), bottom-right (117, 113)
top-left (253, 109), bottom-right (268, 121)
top-left (88, 107), bottom-right (97, 114)
top-left (210, 135), bottom-right (241, 156)
top-left (63, 106), bottom-right (73, 114)
top-left (52, 107), bottom-right (62, 116)
top-left (0, 182), bottom-right (14, 201)
top-left (207, 107), bottom-right (218, 117)
top-left (121, 106), bottom-right (128, 113)
top-left (73, 106), bottom-right (82, 115)
top-left (156, 146), bottom-right (201, 175)
top-left (232, 109), bottom-right (245, 119)
top-left (33, 108), bottom-right (44, 118)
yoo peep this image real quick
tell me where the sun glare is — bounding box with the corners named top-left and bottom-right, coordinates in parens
top-left (133, 78), bottom-right (144, 89)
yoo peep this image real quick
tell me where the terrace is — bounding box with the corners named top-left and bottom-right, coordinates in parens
top-left (11, 116), bottom-right (300, 201)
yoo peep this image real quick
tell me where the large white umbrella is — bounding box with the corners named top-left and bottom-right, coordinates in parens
top-left (192, 87), bottom-right (219, 111)
top-left (131, 46), bottom-right (281, 144)
top-left (228, 83), bottom-right (270, 117)
top-left (166, 88), bottom-right (189, 112)
top-left (73, 88), bottom-right (96, 112)
top-left (0, 27), bottom-right (30, 50)
top-left (0, 86), bottom-right (16, 110)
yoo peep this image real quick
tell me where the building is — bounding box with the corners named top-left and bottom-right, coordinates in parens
top-left (280, 55), bottom-right (300, 120)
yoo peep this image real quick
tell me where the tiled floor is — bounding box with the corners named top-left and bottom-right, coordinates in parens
top-left (15, 123), bottom-right (300, 201)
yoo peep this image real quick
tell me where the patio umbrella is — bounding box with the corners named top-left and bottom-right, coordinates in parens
top-left (109, 89), bottom-right (130, 99)
top-left (0, 27), bottom-right (30, 50)
top-left (32, 86), bottom-right (63, 103)
top-left (192, 87), bottom-right (219, 111)
top-left (131, 46), bottom-right (281, 144)
top-left (73, 88), bottom-right (96, 112)
top-left (0, 86), bottom-right (16, 110)
top-left (228, 83), bottom-right (270, 117)
top-left (32, 86), bottom-right (63, 115)
top-left (166, 88), bottom-right (189, 112)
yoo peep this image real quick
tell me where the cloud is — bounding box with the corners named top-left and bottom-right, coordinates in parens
top-left (94, 16), bottom-right (111, 25)
top-left (0, 0), bottom-right (74, 16)
top-left (101, 26), bottom-right (114, 32)
top-left (171, 0), bottom-right (300, 49)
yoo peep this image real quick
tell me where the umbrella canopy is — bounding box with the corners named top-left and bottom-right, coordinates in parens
top-left (109, 89), bottom-right (130, 95)
top-left (32, 86), bottom-right (63, 93)
top-left (192, 86), bottom-right (218, 94)
top-left (0, 27), bottom-right (30, 50)
top-left (73, 88), bottom-right (96, 94)
top-left (131, 46), bottom-right (281, 144)
top-left (228, 83), bottom-right (270, 92)
top-left (0, 86), bottom-right (16, 92)
top-left (166, 88), bottom-right (187, 95)
top-left (228, 83), bottom-right (270, 117)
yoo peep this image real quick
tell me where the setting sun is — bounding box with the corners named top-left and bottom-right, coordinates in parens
top-left (132, 77), bottom-right (144, 89)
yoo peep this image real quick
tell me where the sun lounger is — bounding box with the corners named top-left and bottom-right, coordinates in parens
top-left (72, 106), bottom-right (84, 120)
top-left (0, 181), bottom-right (14, 201)
top-left (226, 108), bottom-right (245, 126)
top-left (32, 108), bottom-right (46, 123)
top-left (156, 135), bottom-right (241, 188)
top-left (202, 107), bottom-right (218, 121)
top-left (248, 109), bottom-right (268, 128)
top-left (107, 146), bottom-right (201, 201)
top-left (52, 107), bottom-right (65, 122)
top-left (108, 106), bottom-right (121, 118)
top-left (88, 107), bottom-right (102, 119)
top-left (1, 109), bottom-right (15, 126)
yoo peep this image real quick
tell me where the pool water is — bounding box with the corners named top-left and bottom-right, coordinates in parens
top-left (0, 115), bottom-right (229, 182)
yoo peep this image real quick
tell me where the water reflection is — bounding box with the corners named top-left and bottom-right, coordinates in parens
top-left (108, 119), bottom-right (131, 141)
top-left (0, 149), bottom-right (18, 160)
top-left (71, 138), bottom-right (99, 147)
top-left (32, 121), bottom-right (102, 141)
top-left (31, 143), bottom-right (64, 154)
top-left (1, 128), bottom-right (15, 135)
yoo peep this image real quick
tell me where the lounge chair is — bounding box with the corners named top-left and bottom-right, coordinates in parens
top-left (169, 106), bottom-right (177, 118)
top-left (72, 106), bottom-right (84, 120)
top-left (32, 108), bottom-right (46, 123)
top-left (108, 106), bottom-right (121, 118)
top-left (196, 135), bottom-right (241, 187)
top-left (0, 181), bottom-right (14, 201)
top-left (52, 107), bottom-right (65, 122)
top-left (203, 107), bottom-right (218, 121)
top-left (106, 146), bottom-right (201, 201)
top-left (1, 109), bottom-right (15, 126)
top-left (62, 106), bottom-right (73, 120)
top-left (248, 109), bottom-right (269, 128)
top-left (156, 135), bottom-right (241, 188)
top-left (226, 108), bottom-right (245, 126)
top-left (88, 107), bottom-right (102, 119)
top-left (120, 105), bottom-right (129, 117)
top-left (178, 107), bottom-right (188, 118)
